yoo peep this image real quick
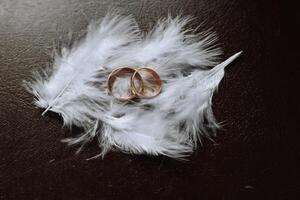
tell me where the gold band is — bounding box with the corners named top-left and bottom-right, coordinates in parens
top-left (131, 67), bottom-right (162, 98)
top-left (107, 67), bottom-right (143, 101)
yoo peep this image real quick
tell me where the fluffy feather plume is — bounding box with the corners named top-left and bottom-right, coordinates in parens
top-left (25, 12), bottom-right (140, 127)
top-left (26, 12), bottom-right (241, 159)
top-left (74, 52), bottom-right (241, 158)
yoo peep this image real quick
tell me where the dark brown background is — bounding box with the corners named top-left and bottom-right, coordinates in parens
top-left (0, 0), bottom-right (298, 199)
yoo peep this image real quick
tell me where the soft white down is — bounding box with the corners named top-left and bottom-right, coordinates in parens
top-left (25, 12), bottom-right (242, 159)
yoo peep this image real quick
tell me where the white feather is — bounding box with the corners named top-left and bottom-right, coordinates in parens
top-left (25, 12), bottom-right (140, 127)
top-left (26, 12), bottom-right (242, 159)
top-left (79, 52), bottom-right (241, 159)
top-left (114, 16), bottom-right (222, 78)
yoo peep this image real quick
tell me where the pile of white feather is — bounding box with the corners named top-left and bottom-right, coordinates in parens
top-left (25, 11), bottom-right (241, 159)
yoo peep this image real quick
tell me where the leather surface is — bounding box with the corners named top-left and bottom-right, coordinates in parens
top-left (0, 0), bottom-right (297, 199)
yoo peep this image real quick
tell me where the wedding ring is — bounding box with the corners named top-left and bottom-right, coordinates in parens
top-left (107, 67), bottom-right (143, 101)
top-left (131, 67), bottom-right (162, 98)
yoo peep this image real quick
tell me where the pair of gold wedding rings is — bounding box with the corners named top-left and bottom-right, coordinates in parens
top-left (107, 67), bottom-right (162, 101)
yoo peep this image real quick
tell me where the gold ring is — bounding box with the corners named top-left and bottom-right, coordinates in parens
top-left (107, 67), bottom-right (143, 101)
top-left (131, 67), bottom-right (162, 98)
